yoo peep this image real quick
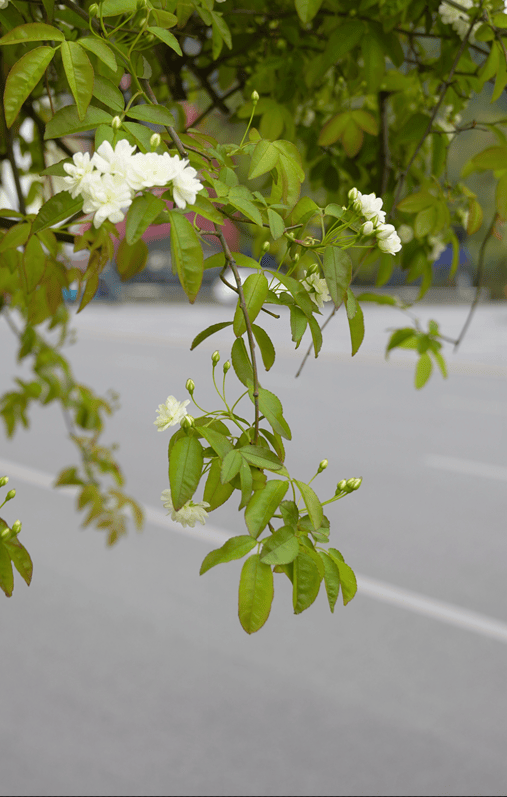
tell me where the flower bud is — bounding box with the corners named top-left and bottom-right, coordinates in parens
top-left (251, 90), bottom-right (259, 103)
top-left (111, 116), bottom-right (122, 130)
top-left (211, 350), bottom-right (220, 366)
top-left (293, 252), bottom-right (300, 263)
top-left (351, 477), bottom-right (362, 490)
top-left (185, 378), bottom-right (195, 395)
top-left (348, 187), bottom-right (358, 202)
top-left (11, 519), bottom-right (22, 534)
top-left (89, 3), bottom-right (99, 16)
top-left (5, 489), bottom-right (15, 501)
top-left (318, 459), bottom-right (328, 473)
top-left (262, 241), bottom-right (270, 252)
top-left (307, 263), bottom-right (319, 276)
top-left (361, 221), bottom-right (374, 236)
top-left (223, 360), bottom-right (231, 374)
top-left (346, 477), bottom-right (362, 492)
top-left (336, 479), bottom-right (347, 494)
top-left (180, 414), bottom-right (195, 429)
top-left (0, 476), bottom-right (8, 487)
top-left (150, 133), bottom-right (161, 150)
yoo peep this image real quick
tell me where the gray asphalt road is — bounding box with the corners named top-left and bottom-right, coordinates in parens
top-left (0, 301), bottom-right (506, 797)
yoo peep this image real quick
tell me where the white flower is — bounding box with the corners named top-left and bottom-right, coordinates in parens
top-left (81, 173), bottom-right (133, 228)
top-left (91, 139), bottom-right (144, 191)
top-left (0, 0), bottom-right (9, 8)
top-left (301, 269), bottom-right (331, 309)
top-left (161, 489), bottom-right (210, 528)
top-left (171, 163), bottom-right (203, 209)
top-left (354, 191), bottom-right (386, 224)
top-left (376, 223), bottom-right (402, 255)
top-left (398, 224), bottom-right (414, 243)
top-left (130, 151), bottom-right (183, 189)
top-left (428, 234), bottom-right (447, 262)
top-left (63, 152), bottom-right (96, 198)
top-left (154, 395), bottom-right (189, 431)
top-left (361, 220), bottom-right (374, 236)
top-left (438, 0), bottom-right (479, 39)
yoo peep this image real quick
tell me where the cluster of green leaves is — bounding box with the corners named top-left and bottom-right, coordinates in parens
top-left (0, 477), bottom-right (32, 598)
top-left (166, 356), bottom-right (360, 633)
top-left (0, 313), bottom-right (143, 545)
top-left (386, 319), bottom-right (448, 389)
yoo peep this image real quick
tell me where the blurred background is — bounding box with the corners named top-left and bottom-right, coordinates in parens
top-left (1, 291), bottom-right (506, 796)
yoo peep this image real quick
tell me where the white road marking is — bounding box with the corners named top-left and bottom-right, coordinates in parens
top-left (426, 454), bottom-right (507, 482)
top-left (2, 456), bottom-right (507, 644)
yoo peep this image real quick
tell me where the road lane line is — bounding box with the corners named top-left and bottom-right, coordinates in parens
top-left (426, 454), bottom-right (507, 482)
top-left (2, 456), bottom-right (507, 644)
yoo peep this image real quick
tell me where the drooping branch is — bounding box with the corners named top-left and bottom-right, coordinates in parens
top-left (454, 214), bottom-right (497, 350)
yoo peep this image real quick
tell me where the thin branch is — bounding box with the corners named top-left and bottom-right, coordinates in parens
top-left (454, 214), bottom-right (496, 350)
top-left (214, 224), bottom-right (261, 442)
top-left (140, 79), bottom-right (188, 159)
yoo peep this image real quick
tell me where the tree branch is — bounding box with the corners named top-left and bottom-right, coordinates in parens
top-left (454, 214), bottom-right (496, 350)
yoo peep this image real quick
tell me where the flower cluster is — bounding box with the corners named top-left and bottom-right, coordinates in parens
top-left (161, 489), bottom-right (210, 528)
top-left (63, 139), bottom-right (202, 228)
top-left (154, 395), bottom-right (189, 431)
top-left (438, 0), bottom-right (480, 39)
top-left (301, 269), bottom-right (331, 309)
top-left (348, 188), bottom-right (402, 255)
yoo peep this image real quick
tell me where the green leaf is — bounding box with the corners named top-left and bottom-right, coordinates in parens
top-left (322, 247), bottom-right (351, 308)
top-left (274, 272), bottom-right (315, 318)
top-left (168, 211), bottom-right (204, 303)
top-left (238, 554), bottom-right (274, 634)
top-left (342, 118), bottom-right (363, 158)
top-left (228, 194), bottom-right (264, 226)
top-left (245, 479), bottom-right (289, 538)
top-left (187, 194), bottom-right (225, 225)
top-left (190, 321), bottom-right (233, 350)
top-left (92, 74), bottom-right (124, 113)
top-left (294, 479), bottom-right (323, 530)
top-left (32, 191), bottom-right (83, 233)
top-left (361, 32), bottom-right (385, 94)
top-left (147, 26), bottom-right (182, 56)
top-left (260, 526), bottom-right (299, 565)
top-left (293, 549), bottom-right (321, 614)
top-left (77, 273), bottom-right (100, 313)
top-left (280, 500), bottom-right (299, 526)
top-left (319, 551), bottom-right (340, 613)
top-left (255, 386), bottom-right (291, 440)
top-left (79, 37), bottom-right (117, 71)
top-left (239, 445), bottom-right (287, 474)
top-left (295, 0), bottom-right (322, 23)
top-left (351, 109), bottom-right (379, 135)
top-left (196, 426), bottom-right (233, 459)
top-left (200, 535), bottom-right (257, 575)
top-left (415, 352), bottom-right (433, 389)
top-left (169, 435), bottom-right (203, 510)
top-left (125, 194), bottom-right (166, 245)
top-left (126, 103), bottom-right (175, 126)
top-left (233, 272), bottom-right (268, 336)
top-left (0, 543), bottom-right (14, 597)
top-left (239, 459), bottom-right (254, 509)
top-left (433, 350), bottom-right (448, 379)
top-left (221, 449), bottom-right (243, 484)
top-left (44, 104), bottom-right (113, 138)
top-left (0, 222), bottom-right (31, 252)
top-left (61, 41), bottom-right (93, 121)
top-left (4, 46), bottom-right (55, 128)
top-left (386, 327), bottom-right (416, 354)
top-left (467, 199), bottom-right (483, 235)
top-left (347, 299), bottom-right (364, 356)
top-left (328, 549), bottom-right (357, 605)
top-left (397, 191), bottom-right (436, 213)
top-left (231, 337), bottom-right (253, 386)
top-left (101, 0), bottom-right (137, 15)
top-left (252, 324), bottom-right (275, 370)
top-left (267, 208), bottom-right (285, 240)
top-left (203, 458), bottom-right (234, 510)
top-left (4, 537), bottom-right (32, 586)
top-left (248, 139), bottom-right (279, 180)
top-left (0, 22), bottom-right (65, 44)
top-left (116, 237), bottom-right (148, 281)
top-left (414, 205), bottom-right (437, 238)
top-left (318, 112), bottom-right (348, 146)
top-left (357, 292), bottom-right (396, 305)
top-left (24, 235), bottom-right (46, 293)
top-left (289, 305), bottom-right (308, 347)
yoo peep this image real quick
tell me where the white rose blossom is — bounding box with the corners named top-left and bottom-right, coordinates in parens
top-left (438, 0), bottom-right (480, 40)
top-left (161, 490), bottom-right (210, 528)
top-left (0, 0), bottom-right (10, 8)
top-left (376, 223), bottom-right (402, 255)
top-left (154, 395), bottom-right (190, 431)
top-left (301, 269), bottom-right (331, 309)
top-left (61, 140), bottom-right (203, 227)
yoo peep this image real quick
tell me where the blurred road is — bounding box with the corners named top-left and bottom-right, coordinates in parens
top-left (0, 301), bottom-right (506, 797)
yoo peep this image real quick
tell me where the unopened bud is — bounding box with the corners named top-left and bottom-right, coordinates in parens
top-left (211, 350), bottom-right (220, 366)
top-left (346, 477), bottom-right (362, 491)
top-left (5, 489), bottom-right (15, 501)
top-left (223, 360), bottom-right (231, 374)
top-left (293, 252), bottom-right (300, 263)
top-left (11, 519), bottom-right (22, 534)
top-left (89, 3), bottom-right (99, 16)
top-left (318, 459), bottom-right (328, 473)
top-left (307, 263), bottom-right (319, 276)
top-left (185, 378), bottom-right (195, 395)
top-left (0, 476), bottom-right (8, 487)
top-left (180, 414), bottom-right (194, 429)
top-left (351, 477), bottom-right (362, 490)
top-left (348, 187), bottom-right (358, 202)
top-left (150, 133), bottom-right (161, 150)
top-left (111, 116), bottom-right (122, 130)
top-left (251, 90), bottom-right (259, 103)
top-left (336, 479), bottom-right (347, 494)
top-left (361, 221), bottom-right (374, 236)
top-left (262, 241), bottom-right (270, 252)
